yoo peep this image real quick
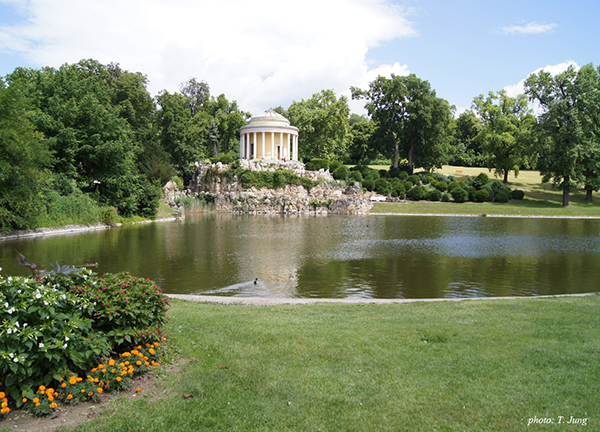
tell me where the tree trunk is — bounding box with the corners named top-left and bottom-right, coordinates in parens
top-left (562, 184), bottom-right (570, 207)
top-left (585, 189), bottom-right (593, 202)
top-left (388, 122), bottom-right (399, 169)
top-left (408, 140), bottom-right (415, 175)
top-left (503, 170), bottom-right (509, 184)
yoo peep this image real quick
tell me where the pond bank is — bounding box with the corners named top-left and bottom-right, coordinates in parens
top-left (165, 292), bottom-right (599, 306)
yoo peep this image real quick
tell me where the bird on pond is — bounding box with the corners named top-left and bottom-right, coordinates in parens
top-left (254, 278), bottom-right (258, 285)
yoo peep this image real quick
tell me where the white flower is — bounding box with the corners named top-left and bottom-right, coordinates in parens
top-left (23, 323), bottom-right (27, 327)
top-left (7, 329), bottom-right (12, 334)
top-left (4, 302), bottom-right (8, 308)
top-left (13, 357), bottom-right (18, 363)
top-left (17, 290), bottom-right (21, 293)
top-left (39, 343), bottom-right (44, 348)
top-left (0, 266), bottom-right (2, 271)
top-left (8, 353), bottom-right (14, 358)
top-left (43, 301), bottom-right (48, 306)
top-left (15, 321), bottom-right (19, 327)
top-left (35, 292), bottom-right (41, 299)
top-left (7, 307), bottom-right (15, 314)
top-left (63, 344), bottom-right (68, 349)
top-left (8, 276), bottom-right (12, 281)
top-left (64, 336), bottom-right (70, 341)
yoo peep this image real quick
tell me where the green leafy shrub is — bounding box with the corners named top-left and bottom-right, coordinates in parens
top-left (329, 160), bottom-right (342, 171)
top-left (468, 172), bottom-right (489, 189)
top-left (172, 176), bottom-right (184, 191)
top-left (510, 189), bottom-right (525, 200)
top-left (332, 165), bottom-right (350, 181)
top-left (494, 191), bottom-right (510, 203)
top-left (100, 207), bottom-right (119, 225)
top-left (441, 192), bottom-right (450, 202)
top-left (447, 181), bottom-right (462, 192)
top-left (404, 180), bottom-right (413, 191)
top-left (374, 178), bottom-right (391, 195)
top-left (399, 171), bottom-right (409, 181)
top-left (0, 265), bottom-right (168, 406)
top-left (305, 159), bottom-right (330, 171)
top-left (428, 189), bottom-right (442, 201)
top-left (349, 171), bottom-right (363, 183)
top-left (474, 189), bottom-right (489, 202)
top-left (434, 181), bottom-right (448, 192)
top-left (407, 174), bottom-right (420, 185)
top-left (392, 182), bottom-right (406, 199)
top-left (406, 185), bottom-right (426, 201)
top-left (362, 175), bottom-right (375, 192)
top-left (451, 187), bottom-right (468, 203)
top-left (482, 186), bottom-right (494, 201)
top-left (466, 186), bottom-right (477, 202)
top-left (218, 154), bottom-right (234, 165)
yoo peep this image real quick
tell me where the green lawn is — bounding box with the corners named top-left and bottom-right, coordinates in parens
top-left (369, 165), bottom-right (600, 217)
top-left (51, 296), bottom-right (599, 432)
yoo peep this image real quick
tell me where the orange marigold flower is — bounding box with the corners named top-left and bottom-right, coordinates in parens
top-left (97, 388), bottom-right (103, 394)
top-left (22, 398), bottom-right (28, 403)
top-left (76, 377), bottom-right (83, 382)
top-left (33, 397), bottom-right (39, 404)
top-left (38, 386), bottom-right (46, 392)
top-left (0, 392), bottom-right (5, 398)
top-left (81, 389), bottom-right (86, 393)
top-left (35, 402), bottom-right (40, 407)
top-left (49, 402), bottom-right (57, 409)
top-left (1, 401), bottom-right (7, 408)
top-left (149, 348), bottom-right (155, 355)
top-left (47, 395), bottom-right (54, 402)
top-left (67, 394), bottom-right (73, 400)
top-left (108, 359), bottom-right (115, 366)
top-left (116, 377), bottom-right (122, 382)
top-left (136, 360), bottom-right (142, 366)
top-left (111, 368), bottom-right (115, 373)
top-left (88, 392), bottom-right (93, 397)
top-left (135, 388), bottom-right (141, 392)
top-left (61, 383), bottom-right (67, 388)
top-left (1, 407), bottom-right (10, 415)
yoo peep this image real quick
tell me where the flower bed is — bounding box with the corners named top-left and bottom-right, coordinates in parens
top-left (0, 264), bottom-right (168, 417)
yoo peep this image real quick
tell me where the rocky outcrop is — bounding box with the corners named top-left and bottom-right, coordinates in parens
top-left (188, 161), bottom-right (374, 215)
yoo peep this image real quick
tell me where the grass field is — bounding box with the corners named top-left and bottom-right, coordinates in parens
top-left (369, 165), bottom-right (600, 217)
top-left (35, 296), bottom-right (598, 432)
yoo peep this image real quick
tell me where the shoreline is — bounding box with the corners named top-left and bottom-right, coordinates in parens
top-left (165, 292), bottom-right (599, 306)
top-left (0, 217), bottom-right (178, 241)
top-left (4, 210), bottom-right (600, 242)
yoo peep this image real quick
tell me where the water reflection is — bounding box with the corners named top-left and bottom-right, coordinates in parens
top-left (1, 214), bottom-right (600, 299)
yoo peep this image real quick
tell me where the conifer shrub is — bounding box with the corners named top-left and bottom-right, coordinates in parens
top-left (329, 160), bottom-right (342, 171)
top-left (332, 165), bottom-right (350, 181)
top-left (393, 182), bottom-right (406, 199)
top-left (434, 181), bottom-right (448, 192)
top-left (408, 174), bottom-right (420, 185)
top-left (305, 159), bottom-right (330, 171)
top-left (406, 185), bottom-right (426, 201)
top-left (374, 178), bottom-right (391, 196)
top-left (494, 190), bottom-right (510, 203)
top-left (510, 189), bottom-right (525, 200)
top-left (399, 171), bottom-right (409, 181)
top-left (451, 187), bottom-right (468, 203)
top-left (349, 171), bottom-right (363, 183)
top-left (441, 192), bottom-right (450, 202)
top-left (362, 175), bottom-right (375, 192)
top-left (428, 189), bottom-right (442, 201)
top-left (474, 189), bottom-right (489, 202)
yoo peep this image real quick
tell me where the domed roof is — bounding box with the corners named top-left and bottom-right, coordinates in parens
top-left (247, 109), bottom-right (291, 126)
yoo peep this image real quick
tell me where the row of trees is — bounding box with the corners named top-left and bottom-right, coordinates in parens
top-left (0, 60), bottom-right (249, 231)
top-left (2, 59), bottom-right (599, 232)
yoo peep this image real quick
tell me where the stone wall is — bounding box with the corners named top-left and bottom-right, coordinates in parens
top-left (188, 161), bottom-right (374, 215)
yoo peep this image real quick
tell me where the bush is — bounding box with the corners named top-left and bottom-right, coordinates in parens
top-left (362, 175), bottom-right (375, 192)
top-left (305, 159), bottom-right (330, 171)
top-left (428, 189), bottom-right (442, 201)
top-left (466, 186), bottom-right (477, 202)
top-left (0, 265), bottom-right (168, 406)
top-left (406, 185), bottom-right (426, 201)
top-left (392, 182), bottom-right (406, 199)
top-left (349, 171), bottom-right (363, 183)
top-left (329, 160), bottom-right (342, 171)
top-left (172, 176), bottom-right (184, 191)
top-left (374, 178), bottom-right (391, 196)
top-left (407, 174), bottom-right (420, 185)
top-left (447, 181), bottom-right (462, 192)
top-left (332, 165), bottom-right (350, 181)
top-left (494, 191), bottom-right (510, 203)
top-left (451, 187), bottom-right (468, 203)
top-left (441, 192), bottom-right (450, 202)
top-left (218, 154), bottom-right (234, 165)
top-left (474, 189), bottom-right (489, 202)
top-left (510, 189), bottom-right (525, 200)
top-left (434, 181), bottom-right (448, 192)
top-left (399, 171), bottom-right (409, 181)
top-left (100, 206), bottom-right (119, 225)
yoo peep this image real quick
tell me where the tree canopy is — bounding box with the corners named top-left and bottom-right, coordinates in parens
top-left (525, 63), bottom-right (600, 206)
top-left (351, 74), bottom-right (453, 173)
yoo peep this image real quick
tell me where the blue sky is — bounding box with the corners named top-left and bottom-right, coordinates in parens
top-left (0, 0), bottom-right (597, 116)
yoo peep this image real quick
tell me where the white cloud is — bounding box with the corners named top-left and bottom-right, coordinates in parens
top-left (503, 60), bottom-right (579, 98)
top-left (501, 22), bottom-right (558, 35)
top-left (0, 0), bottom-right (417, 115)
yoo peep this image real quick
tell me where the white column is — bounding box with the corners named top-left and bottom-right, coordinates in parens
top-left (280, 132), bottom-right (284, 161)
top-left (293, 134), bottom-right (298, 161)
top-left (239, 133), bottom-right (243, 158)
top-left (261, 131), bottom-right (265, 159)
top-left (245, 133), bottom-right (249, 159)
top-left (252, 132), bottom-right (256, 159)
top-left (271, 132), bottom-right (275, 160)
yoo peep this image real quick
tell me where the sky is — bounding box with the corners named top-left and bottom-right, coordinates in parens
top-left (0, 0), bottom-right (598, 117)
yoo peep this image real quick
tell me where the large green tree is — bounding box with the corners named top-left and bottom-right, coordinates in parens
top-left (525, 63), bottom-right (600, 206)
top-left (351, 74), bottom-right (453, 173)
top-left (449, 110), bottom-right (484, 167)
top-left (0, 79), bottom-right (51, 231)
top-left (472, 90), bottom-right (535, 183)
top-left (6, 59), bottom-right (161, 217)
top-left (286, 89), bottom-right (351, 161)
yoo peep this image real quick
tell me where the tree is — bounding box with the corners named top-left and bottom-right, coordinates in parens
top-left (525, 63), bottom-right (600, 206)
top-left (352, 74), bottom-right (453, 173)
top-left (449, 110), bottom-right (484, 167)
top-left (180, 78), bottom-right (210, 116)
top-left (286, 89), bottom-right (351, 160)
top-left (472, 90), bottom-right (535, 183)
top-left (209, 119), bottom-right (220, 158)
top-left (0, 79), bottom-right (51, 231)
top-left (204, 94), bottom-right (250, 155)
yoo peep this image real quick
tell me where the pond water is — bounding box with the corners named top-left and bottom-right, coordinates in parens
top-left (1, 214), bottom-right (600, 299)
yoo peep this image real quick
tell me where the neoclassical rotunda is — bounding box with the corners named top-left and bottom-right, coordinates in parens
top-left (239, 110), bottom-right (299, 161)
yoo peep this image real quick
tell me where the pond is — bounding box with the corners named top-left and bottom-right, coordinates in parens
top-left (1, 214), bottom-right (600, 299)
